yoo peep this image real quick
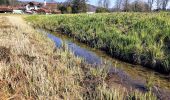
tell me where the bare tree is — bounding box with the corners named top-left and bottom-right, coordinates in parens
top-left (123, 0), bottom-right (130, 11)
top-left (155, 0), bottom-right (161, 10)
top-left (98, 0), bottom-right (110, 8)
top-left (131, 0), bottom-right (149, 12)
top-left (98, 0), bottom-right (103, 7)
top-left (161, 0), bottom-right (169, 10)
top-left (103, 0), bottom-right (110, 8)
top-left (67, 0), bottom-right (73, 2)
top-left (115, 0), bottom-right (123, 11)
top-left (0, 0), bottom-right (18, 5)
top-left (148, 0), bottom-right (154, 11)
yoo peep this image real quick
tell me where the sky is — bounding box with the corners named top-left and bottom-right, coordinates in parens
top-left (19, 0), bottom-right (170, 9)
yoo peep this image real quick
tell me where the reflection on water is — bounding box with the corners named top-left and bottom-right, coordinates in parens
top-left (48, 33), bottom-right (102, 65)
top-left (47, 32), bottom-right (148, 90)
top-left (40, 29), bottom-right (170, 91)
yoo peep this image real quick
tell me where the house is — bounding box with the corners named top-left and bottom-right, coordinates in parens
top-left (42, 0), bottom-right (61, 14)
top-left (24, 1), bottom-right (60, 14)
top-left (0, 0), bottom-right (61, 14)
top-left (13, 10), bottom-right (24, 14)
top-left (12, 5), bottom-right (25, 14)
top-left (25, 2), bottom-right (43, 14)
top-left (0, 6), bottom-right (13, 13)
top-left (0, 5), bottom-right (25, 13)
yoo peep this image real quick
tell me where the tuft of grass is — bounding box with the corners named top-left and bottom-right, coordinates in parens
top-left (128, 90), bottom-right (157, 100)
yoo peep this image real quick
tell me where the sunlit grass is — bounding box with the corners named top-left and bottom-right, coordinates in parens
top-left (0, 15), bottom-right (158, 99)
top-left (25, 12), bottom-right (170, 74)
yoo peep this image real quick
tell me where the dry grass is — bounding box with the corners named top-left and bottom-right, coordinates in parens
top-left (0, 16), bottom-right (84, 99)
top-left (0, 16), bottom-right (156, 100)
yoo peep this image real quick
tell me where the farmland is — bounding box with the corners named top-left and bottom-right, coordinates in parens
top-left (26, 12), bottom-right (170, 74)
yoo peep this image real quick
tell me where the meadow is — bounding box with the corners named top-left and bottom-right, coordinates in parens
top-left (0, 15), bottom-right (158, 99)
top-left (26, 12), bottom-right (170, 74)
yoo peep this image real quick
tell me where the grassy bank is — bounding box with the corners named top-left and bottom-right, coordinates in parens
top-left (25, 13), bottom-right (170, 74)
top-left (0, 16), bottom-right (157, 99)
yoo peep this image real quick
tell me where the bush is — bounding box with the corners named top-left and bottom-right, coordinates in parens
top-left (96, 7), bottom-right (110, 13)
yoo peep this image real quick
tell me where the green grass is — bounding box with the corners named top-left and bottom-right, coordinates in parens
top-left (25, 12), bottom-right (170, 74)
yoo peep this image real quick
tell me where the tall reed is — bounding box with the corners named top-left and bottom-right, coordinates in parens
top-left (26, 12), bottom-right (170, 73)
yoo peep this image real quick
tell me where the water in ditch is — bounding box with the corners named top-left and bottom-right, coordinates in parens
top-left (39, 29), bottom-right (170, 99)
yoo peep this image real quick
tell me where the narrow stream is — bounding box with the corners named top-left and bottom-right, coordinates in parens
top-left (39, 29), bottom-right (170, 98)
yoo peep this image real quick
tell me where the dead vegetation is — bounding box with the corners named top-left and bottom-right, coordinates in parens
top-left (0, 16), bottom-right (157, 100)
top-left (0, 46), bottom-right (10, 63)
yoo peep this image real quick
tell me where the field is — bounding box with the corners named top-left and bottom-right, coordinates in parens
top-left (0, 15), bottom-right (159, 99)
top-left (26, 12), bottom-right (170, 74)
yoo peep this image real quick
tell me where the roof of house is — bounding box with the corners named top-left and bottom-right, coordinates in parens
top-left (0, 6), bottom-right (13, 12)
top-left (0, 5), bottom-right (25, 11)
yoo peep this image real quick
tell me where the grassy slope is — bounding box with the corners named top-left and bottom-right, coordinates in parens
top-left (0, 16), bottom-right (156, 99)
top-left (25, 13), bottom-right (170, 74)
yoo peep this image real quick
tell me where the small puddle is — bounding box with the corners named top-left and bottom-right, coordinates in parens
top-left (39, 29), bottom-right (170, 98)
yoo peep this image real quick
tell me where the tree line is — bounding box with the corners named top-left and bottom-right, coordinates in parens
top-left (115, 0), bottom-right (170, 11)
top-left (59, 0), bottom-right (170, 13)
top-left (99, 0), bottom-right (170, 12)
top-left (58, 0), bottom-right (87, 14)
top-left (0, 0), bottom-right (18, 6)
top-left (0, 0), bottom-right (169, 13)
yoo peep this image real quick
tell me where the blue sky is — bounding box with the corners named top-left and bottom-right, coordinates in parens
top-left (20, 0), bottom-right (170, 9)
